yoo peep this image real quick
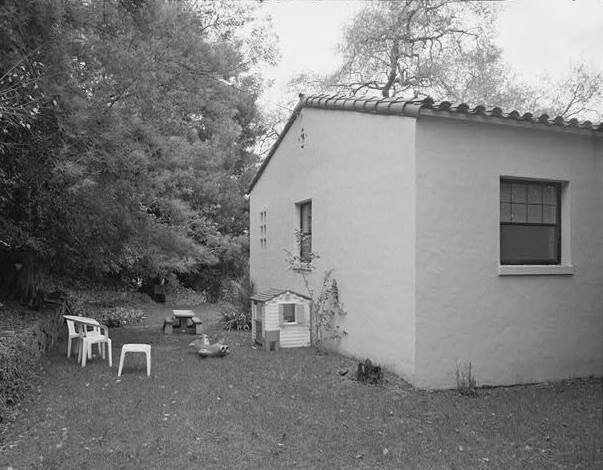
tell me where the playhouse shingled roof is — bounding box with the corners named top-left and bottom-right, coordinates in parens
top-left (250, 288), bottom-right (311, 303)
top-left (247, 94), bottom-right (603, 193)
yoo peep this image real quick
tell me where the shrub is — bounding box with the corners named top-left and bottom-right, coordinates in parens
top-left (456, 361), bottom-right (478, 397)
top-left (66, 290), bottom-right (152, 313)
top-left (220, 302), bottom-right (251, 331)
top-left (90, 306), bottom-right (145, 328)
top-left (65, 290), bottom-right (147, 328)
top-left (356, 359), bottom-right (383, 385)
top-left (0, 330), bottom-right (41, 423)
top-left (220, 276), bottom-right (253, 331)
top-left (165, 282), bottom-right (208, 306)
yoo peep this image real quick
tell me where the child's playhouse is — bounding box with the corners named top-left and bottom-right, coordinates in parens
top-left (250, 289), bottom-right (311, 350)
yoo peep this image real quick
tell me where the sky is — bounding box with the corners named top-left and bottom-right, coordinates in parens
top-left (256, 0), bottom-right (603, 111)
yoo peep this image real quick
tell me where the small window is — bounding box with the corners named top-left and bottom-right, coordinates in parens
top-left (500, 179), bottom-right (561, 265)
top-left (282, 303), bottom-right (296, 323)
top-left (260, 210), bottom-right (267, 248)
top-left (299, 201), bottom-right (312, 262)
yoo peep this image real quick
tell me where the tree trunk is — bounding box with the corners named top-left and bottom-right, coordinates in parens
top-left (382, 41), bottom-right (400, 98)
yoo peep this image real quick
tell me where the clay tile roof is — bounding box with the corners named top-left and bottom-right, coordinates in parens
top-left (247, 93), bottom-right (602, 193)
top-left (296, 93), bottom-right (602, 131)
top-left (537, 113), bottom-right (550, 123)
top-left (250, 288), bottom-right (311, 303)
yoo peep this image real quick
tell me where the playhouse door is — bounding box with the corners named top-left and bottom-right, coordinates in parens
top-left (255, 320), bottom-right (263, 344)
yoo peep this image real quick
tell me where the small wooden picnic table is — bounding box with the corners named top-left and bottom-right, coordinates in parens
top-left (172, 310), bottom-right (195, 329)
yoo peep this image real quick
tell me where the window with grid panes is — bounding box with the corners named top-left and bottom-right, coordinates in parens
top-left (259, 210), bottom-right (267, 248)
top-left (299, 201), bottom-right (312, 262)
top-left (500, 179), bottom-right (561, 265)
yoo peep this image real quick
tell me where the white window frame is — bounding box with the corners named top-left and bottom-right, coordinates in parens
top-left (281, 303), bottom-right (297, 324)
top-left (498, 176), bottom-right (574, 276)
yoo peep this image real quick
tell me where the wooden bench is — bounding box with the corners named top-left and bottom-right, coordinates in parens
top-left (191, 316), bottom-right (203, 335)
top-left (162, 316), bottom-right (174, 335)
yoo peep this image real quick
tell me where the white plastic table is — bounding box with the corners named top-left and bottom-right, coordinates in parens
top-left (63, 315), bottom-right (100, 326)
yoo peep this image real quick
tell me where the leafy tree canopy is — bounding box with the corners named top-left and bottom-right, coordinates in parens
top-left (0, 0), bottom-right (276, 288)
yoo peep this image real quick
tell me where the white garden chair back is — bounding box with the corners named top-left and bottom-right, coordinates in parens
top-left (65, 319), bottom-right (82, 359)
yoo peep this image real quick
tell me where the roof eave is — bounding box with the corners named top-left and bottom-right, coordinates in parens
top-left (418, 109), bottom-right (602, 137)
top-left (247, 99), bottom-right (305, 195)
top-left (247, 93), bottom-right (602, 195)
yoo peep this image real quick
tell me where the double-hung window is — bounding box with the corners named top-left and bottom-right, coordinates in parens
top-left (299, 201), bottom-right (312, 262)
top-left (500, 179), bottom-right (561, 265)
top-left (260, 210), bottom-right (267, 248)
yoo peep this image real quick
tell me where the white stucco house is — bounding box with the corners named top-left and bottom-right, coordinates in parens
top-left (247, 94), bottom-right (603, 389)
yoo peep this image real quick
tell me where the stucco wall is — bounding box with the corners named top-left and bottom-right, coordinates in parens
top-left (250, 108), bottom-right (417, 380)
top-left (414, 117), bottom-right (603, 388)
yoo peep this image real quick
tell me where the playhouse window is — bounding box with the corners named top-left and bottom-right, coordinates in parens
top-left (282, 303), bottom-right (296, 323)
top-left (299, 201), bottom-right (312, 262)
top-left (500, 179), bottom-right (561, 265)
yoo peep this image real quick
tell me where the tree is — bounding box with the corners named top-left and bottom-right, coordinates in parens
top-left (325, 0), bottom-right (497, 99)
top-left (527, 64), bottom-right (602, 121)
top-left (0, 0), bottom-right (275, 297)
top-left (285, 0), bottom-right (600, 129)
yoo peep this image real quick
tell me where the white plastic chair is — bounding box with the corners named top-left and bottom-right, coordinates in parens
top-left (65, 319), bottom-right (82, 359)
top-left (79, 324), bottom-right (112, 367)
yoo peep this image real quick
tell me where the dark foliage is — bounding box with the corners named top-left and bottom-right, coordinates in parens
top-left (356, 359), bottom-right (383, 385)
top-left (0, 0), bottom-right (273, 298)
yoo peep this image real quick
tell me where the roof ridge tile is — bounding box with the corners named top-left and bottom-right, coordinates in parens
top-left (299, 93), bottom-right (600, 130)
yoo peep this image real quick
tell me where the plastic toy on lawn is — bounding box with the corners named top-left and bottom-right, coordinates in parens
top-left (189, 335), bottom-right (230, 358)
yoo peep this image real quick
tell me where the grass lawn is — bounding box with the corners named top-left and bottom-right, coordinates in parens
top-left (0, 302), bottom-right (601, 469)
